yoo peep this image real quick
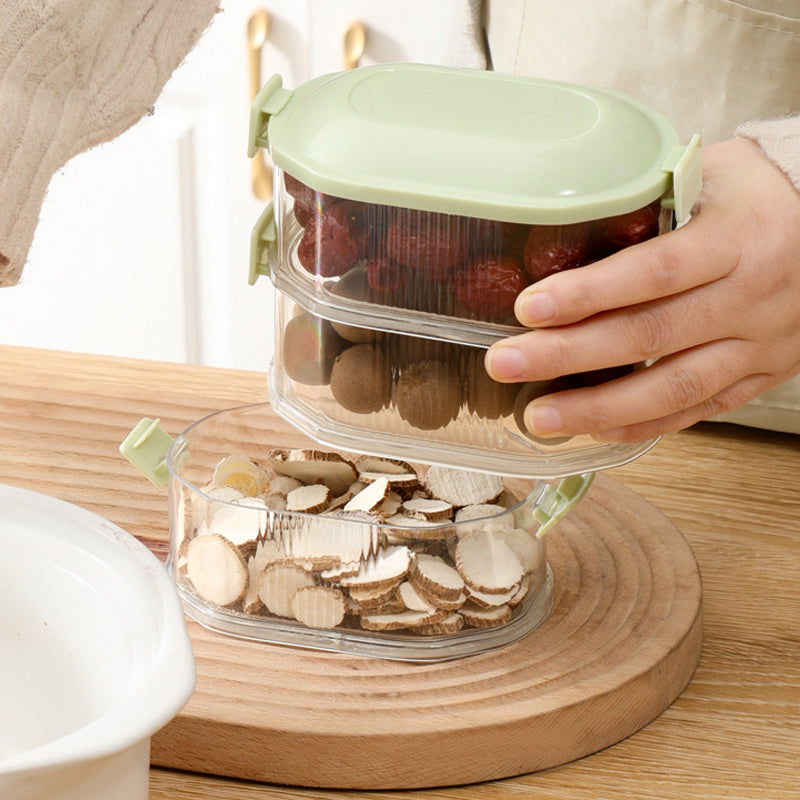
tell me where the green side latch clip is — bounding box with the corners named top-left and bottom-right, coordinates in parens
top-left (248, 201), bottom-right (276, 285)
top-left (119, 417), bottom-right (175, 488)
top-left (247, 74), bottom-right (293, 158)
top-left (661, 133), bottom-right (702, 224)
top-left (533, 472), bottom-right (595, 538)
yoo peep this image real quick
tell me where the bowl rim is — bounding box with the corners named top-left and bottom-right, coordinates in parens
top-left (0, 484), bottom-right (196, 777)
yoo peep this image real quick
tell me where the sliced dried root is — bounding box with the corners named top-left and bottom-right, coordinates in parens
top-left (456, 530), bottom-right (525, 595)
top-left (360, 608), bottom-right (451, 632)
top-left (415, 613), bottom-right (465, 636)
top-left (344, 477), bottom-right (390, 513)
top-left (186, 533), bottom-right (248, 608)
top-left (258, 562), bottom-right (315, 619)
top-left (340, 545), bottom-right (411, 589)
top-left (409, 552), bottom-right (465, 601)
top-left (212, 455), bottom-right (270, 497)
top-left (454, 503), bottom-right (514, 531)
top-left (291, 586), bottom-right (346, 629)
top-left (494, 528), bottom-right (542, 575)
top-left (348, 579), bottom-right (403, 610)
top-left (424, 465), bottom-right (504, 507)
top-left (268, 448), bottom-right (357, 496)
top-left (402, 497), bottom-right (454, 522)
top-left (286, 483), bottom-right (331, 514)
top-left (459, 601), bottom-right (513, 628)
top-left (397, 580), bottom-right (438, 613)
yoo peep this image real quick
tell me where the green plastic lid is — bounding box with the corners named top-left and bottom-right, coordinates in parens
top-left (249, 64), bottom-right (701, 225)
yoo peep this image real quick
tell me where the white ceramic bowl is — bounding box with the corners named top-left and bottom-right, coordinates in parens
top-left (0, 485), bottom-right (195, 800)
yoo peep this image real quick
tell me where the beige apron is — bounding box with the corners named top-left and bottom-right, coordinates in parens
top-left (484, 0), bottom-right (800, 434)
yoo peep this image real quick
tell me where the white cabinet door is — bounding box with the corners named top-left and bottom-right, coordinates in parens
top-left (0, 114), bottom-right (198, 364)
top-left (0, 2), bottom-right (483, 370)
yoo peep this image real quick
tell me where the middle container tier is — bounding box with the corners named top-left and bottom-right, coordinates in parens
top-left (260, 187), bottom-right (658, 478)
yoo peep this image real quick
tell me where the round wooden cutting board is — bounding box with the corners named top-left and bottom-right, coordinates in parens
top-left (153, 473), bottom-right (703, 789)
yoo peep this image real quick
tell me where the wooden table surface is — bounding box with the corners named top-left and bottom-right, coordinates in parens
top-left (1, 344), bottom-right (798, 800)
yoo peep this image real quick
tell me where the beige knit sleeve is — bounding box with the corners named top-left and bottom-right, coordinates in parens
top-left (735, 116), bottom-right (800, 195)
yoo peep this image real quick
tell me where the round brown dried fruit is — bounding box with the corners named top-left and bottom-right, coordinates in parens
top-left (393, 360), bottom-right (462, 430)
top-left (282, 311), bottom-right (348, 386)
top-left (465, 348), bottom-right (517, 418)
top-left (330, 344), bottom-right (392, 414)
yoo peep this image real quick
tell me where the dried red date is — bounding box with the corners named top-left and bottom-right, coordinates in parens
top-left (454, 255), bottom-right (528, 324)
top-left (297, 200), bottom-right (369, 278)
top-left (284, 173), bottom-right (341, 214)
top-left (384, 209), bottom-right (466, 278)
top-left (590, 202), bottom-right (661, 258)
top-left (523, 223), bottom-right (589, 282)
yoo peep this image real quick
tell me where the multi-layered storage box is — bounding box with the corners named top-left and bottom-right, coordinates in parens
top-left (123, 64), bottom-right (701, 660)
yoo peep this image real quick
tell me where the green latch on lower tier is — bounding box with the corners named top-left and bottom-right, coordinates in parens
top-left (249, 201), bottom-right (276, 285)
top-left (119, 417), bottom-right (175, 488)
top-left (534, 472), bottom-right (595, 538)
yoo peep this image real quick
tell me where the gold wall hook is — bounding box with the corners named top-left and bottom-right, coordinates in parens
top-left (343, 21), bottom-right (366, 70)
top-left (247, 8), bottom-right (273, 200)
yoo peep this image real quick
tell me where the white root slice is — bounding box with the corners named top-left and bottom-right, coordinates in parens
top-left (358, 471), bottom-right (420, 497)
top-left (424, 465), bottom-right (504, 507)
top-left (376, 491), bottom-right (403, 517)
top-left (267, 475), bottom-right (303, 496)
top-left (494, 529), bottom-right (542, 574)
top-left (344, 477), bottom-right (390, 513)
top-left (339, 546), bottom-right (411, 588)
top-left (258, 563), bottom-right (315, 619)
top-left (397, 580), bottom-right (437, 612)
top-left (356, 456), bottom-right (415, 475)
top-left (191, 483), bottom-right (244, 530)
top-left (212, 455), bottom-right (270, 497)
top-left (286, 483), bottom-right (332, 514)
top-left (360, 608), bottom-right (451, 631)
top-left (186, 533), bottom-right (248, 608)
top-left (260, 492), bottom-right (287, 511)
top-left (409, 552), bottom-right (465, 601)
top-left (267, 448), bottom-right (357, 496)
top-left (459, 601), bottom-right (513, 628)
top-left (454, 503), bottom-right (514, 531)
top-left (382, 513), bottom-right (454, 541)
top-left (286, 511), bottom-right (379, 567)
top-left (509, 574), bottom-right (533, 606)
top-left (348, 579), bottom-right (402, 609)
top-left (402, 497), bottom-right (454, 522)
top-left (411, 583), bottom-right (466, 611)
top-left (243, 557), bottom-right (265, 615)
top-left (466, 584), bottom-right (519, 608)
top-left (415, 613), bottom-right (464, 636)
top-left (292, 586), bottom-right (346, 629)
top-left (319, 561), bottom-right (361, 582)
top-left (455, 531), bottom-right (524, 594)
top-left (209, 496), bottom-right (269, 548)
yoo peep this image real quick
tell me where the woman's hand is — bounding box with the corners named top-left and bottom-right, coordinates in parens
top-left (485, 138), bottom-right (800, 441)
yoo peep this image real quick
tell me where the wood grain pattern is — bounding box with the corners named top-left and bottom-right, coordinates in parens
top-left (1, 345), bottom-right (798, 800)
top-left (149, 474), bottom-right (701, 789)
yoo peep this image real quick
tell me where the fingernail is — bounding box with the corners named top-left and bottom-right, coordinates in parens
top-left (526, 402), bottom-right (563, 435)
top-left (485, 346), bottom-right (526, 380)
top-left (517, 291), bottom-right (555, 326)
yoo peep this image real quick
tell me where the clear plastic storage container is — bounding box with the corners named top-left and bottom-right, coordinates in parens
top-left (248, 63), bottom-right (701, 478)
top-left (121, 406), bottom-right (592, 661)
top-left (122, 65), bottom-right (700, 660)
